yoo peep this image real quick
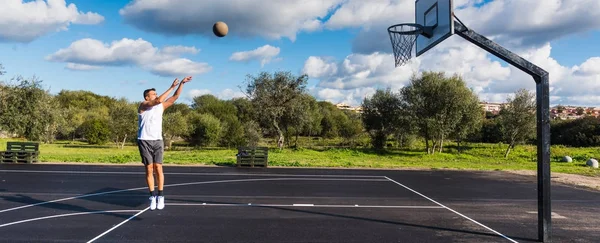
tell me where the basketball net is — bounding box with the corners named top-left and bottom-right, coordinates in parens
top-left (387, 24), bottom-right (422, 67)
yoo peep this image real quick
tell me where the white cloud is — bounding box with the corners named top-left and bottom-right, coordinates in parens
top-left (449, 0), bottom-right (600, 48)
top-left (151, 59), bottom-right (212, 77)
top-left (305, 37), bottom-right (600, 107)
top-left (346, 0), bottom-right (600, 54)
top-left (324, 0), bottom-right (413, 30)
top-left (46, 38), bottom-right (211, 77)
top-left (573, 57), bottom-right (600, 76)
top-left (218, 89), bottom-right (246, 100)
top-left (161, 46), bottom-right (200, 56)
top-left (302, 56), bottom-right (338, 78)
top-left (302, 52), bottom-right (418, 90)
top-left (188, 89), bottom-right (212, 100)
top-left (229, 45), bottom-right (281, 67)
top-left (0, 0), bottom-right (104, 43)
top-left (65, 63), bottom-right (102, 71)
top-left (119, 0), bottom-right (342, 41)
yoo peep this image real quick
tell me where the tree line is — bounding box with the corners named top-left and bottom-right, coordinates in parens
top-left (1, 65), bottom-right (599, 156)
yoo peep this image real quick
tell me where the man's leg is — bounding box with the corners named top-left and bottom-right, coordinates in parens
top-left (154, 163), bottom-right (164, 192)
top-left (138, 139), bottom-right (157, 210)
top-left (145, 164), bottom-right (155, 194)
top-left (154, 140), bottom-right (165, 210)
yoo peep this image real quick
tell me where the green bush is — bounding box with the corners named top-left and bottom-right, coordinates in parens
top-left (81, 118), bottom-right (110, 145)
top-left (187, 113), bottom-right (222, 147)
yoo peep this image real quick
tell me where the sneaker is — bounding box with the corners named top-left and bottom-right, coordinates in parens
top-left (157, 196), bottom-right (165, 210)
top-left (149, 196), bottom-right (157, 210)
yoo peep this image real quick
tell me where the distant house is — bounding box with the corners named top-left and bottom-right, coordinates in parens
top-left (335, 103), bottom-right (363, 113)
top-left (480, 102), bottom-right (504, 115)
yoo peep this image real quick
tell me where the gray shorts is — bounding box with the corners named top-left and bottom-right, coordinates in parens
top-left (137, 139), bottom-right (164, 165)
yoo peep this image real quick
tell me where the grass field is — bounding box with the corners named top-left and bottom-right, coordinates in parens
top-left (1, 138), bottom-right (598, 177)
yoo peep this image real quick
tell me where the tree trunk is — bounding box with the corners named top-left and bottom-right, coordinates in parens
top-left (273, 118), bottom-right (284, 150)
top-left (456, 140), bottom-right (461, 154)
top-left (295, 126), bottom-right (299, 148)
top-left (424, 126), bottom-right (430, 154)
top-left (121, 134), bottom-right (127, 149)
top-left (168, 135), bottom-right (174, 150)
top-left (504, 143), bottom-right (513, 158)
top-left (439, 134), bottom-right (444, 153)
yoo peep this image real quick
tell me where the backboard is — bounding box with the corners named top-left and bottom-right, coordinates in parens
top-left (415, 0), bottom-right (454, 57)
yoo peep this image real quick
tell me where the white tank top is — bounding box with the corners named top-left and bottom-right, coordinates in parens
top-left (137, 104), bottom-right (164, 140)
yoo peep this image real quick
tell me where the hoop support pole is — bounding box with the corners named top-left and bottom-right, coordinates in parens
top-left (453, 20), bottom-right (552, 243)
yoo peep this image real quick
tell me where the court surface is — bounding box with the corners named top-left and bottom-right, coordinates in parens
top-left (1, 163), bottom-right (599, 243)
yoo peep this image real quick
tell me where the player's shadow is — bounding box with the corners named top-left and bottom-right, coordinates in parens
top-left (0, 194), bottom-right (140, 221)
top-left (168, 197), bottom-right (537, 242)
top-left (76, 187), bottom-right (147, 208)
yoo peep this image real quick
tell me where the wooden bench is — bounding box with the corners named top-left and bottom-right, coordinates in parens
top-left (0, 142), bottom-right (40, 163)
top-left (236, 147), bottom-right (268, 167)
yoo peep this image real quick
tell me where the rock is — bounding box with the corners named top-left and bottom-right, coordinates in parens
top-left (561, 156), bottom-right (572, 163)
top-left (586, 159), bottom-right (598, 168)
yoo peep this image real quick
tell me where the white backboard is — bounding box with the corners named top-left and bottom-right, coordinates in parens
top-left (415, 0), bottom-right (454, 57)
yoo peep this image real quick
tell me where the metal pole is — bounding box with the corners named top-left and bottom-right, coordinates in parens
top-left (453, 20), bottom-right (552, 242)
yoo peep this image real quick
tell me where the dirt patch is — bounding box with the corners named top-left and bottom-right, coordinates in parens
top-left (506, 170), bottom-right (600, 192)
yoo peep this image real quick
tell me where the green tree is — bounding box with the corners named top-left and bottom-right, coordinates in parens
top-left (318, 101), bottom-right (339, 138)
top-left (187, 113), bottom-right (223, 147)
top-left (81, 118), bottom-right (111, 145)
top-left (243, 120), bottom-right (262, 147)
top-left (243, 71), bottom-right (308, 149)
top-left (401, 72), bottom-right (476, 154)
top-left (361, 88), bottom-right (404, 150)
top-left (191, 94), bottom-right (245, 148)
top-left (338, 110), bottom-right (364, 146)
top-left (0, 76), bottom-right (58, 142)
top-left (163, 111), bottom-right (190, 149)
top-left (56, 106), bottom-right (86, 141)
top-left (230, 97), bottom-right (257, 124)
top-left (451, 91), bottom-right (484, 153)
top-left (109, 98), bottom-right (138, 148)
top-left (498, 88), bottom-right (536, 158)
top-left (164, 103), bottom-right (192, 116)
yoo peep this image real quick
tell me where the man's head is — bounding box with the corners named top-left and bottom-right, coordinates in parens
top-left (143, 88), bottom-right (157, 101)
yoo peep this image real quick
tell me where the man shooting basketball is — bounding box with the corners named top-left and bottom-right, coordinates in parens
top-left (137, 76), bottom-right (192, 210)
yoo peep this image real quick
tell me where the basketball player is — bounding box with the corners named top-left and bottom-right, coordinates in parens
top-left (137, 76), bottom-right (192, 210)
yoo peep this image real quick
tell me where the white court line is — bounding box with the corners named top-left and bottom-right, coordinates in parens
top-left (0, 177), bottom-right (386, 214)
top-left (384, 176), bottom-right (519, 243)
top-left (167, 203), bottom-right (445, 209)
top-left (0, 169), bottom-right (384, 178)
top-left (0, 210), bottom-right (140, 228)
top-left (87, 207), bottom-right (149, 243)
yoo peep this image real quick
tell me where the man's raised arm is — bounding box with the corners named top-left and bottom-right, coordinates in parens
top-left (157, 78), bottom-right (180, 103)
top-left (163, 76), bottom-right (192, 109)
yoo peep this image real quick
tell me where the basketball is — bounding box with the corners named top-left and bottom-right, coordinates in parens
top-left (213, 21), bottom-right (228, 37)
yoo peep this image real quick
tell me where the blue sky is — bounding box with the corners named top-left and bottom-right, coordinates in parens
top-left (1, 0), bottom-right (600, 107)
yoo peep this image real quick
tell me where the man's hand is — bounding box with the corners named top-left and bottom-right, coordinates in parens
top-left (182, 76), bottom-right (192, 83)
top-left (171, 78), bottom-right (180, 88)
top-left (171, 78), bottom-right (179, 89)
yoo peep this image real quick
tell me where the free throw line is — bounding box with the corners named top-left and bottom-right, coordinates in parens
top-left (167, 203), bottom-right (445, 209)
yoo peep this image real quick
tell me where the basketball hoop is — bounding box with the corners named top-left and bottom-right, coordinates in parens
top-left (387, 23), bottom-right (432, 67)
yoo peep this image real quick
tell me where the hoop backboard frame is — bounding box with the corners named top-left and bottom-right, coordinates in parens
top-left (387, 1), bottom-right (552, 242)
top-left (415, 0), bottom-right (454, 57)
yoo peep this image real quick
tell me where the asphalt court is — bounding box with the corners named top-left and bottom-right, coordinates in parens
top-left (1, 164), bottom-right (599, 242)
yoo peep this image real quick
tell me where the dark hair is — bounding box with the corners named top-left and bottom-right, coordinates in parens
top-left (143, 88), bottom-right (156, 98)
